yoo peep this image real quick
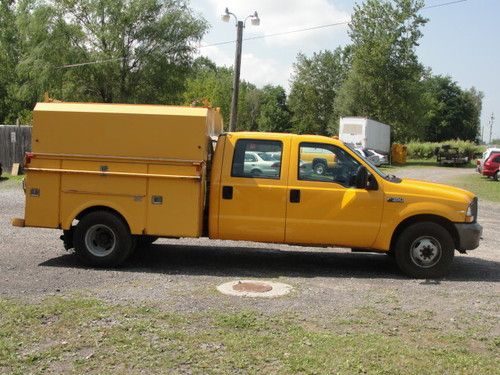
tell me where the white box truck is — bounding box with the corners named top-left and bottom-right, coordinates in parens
top-left (339, 117), bottom-right (391, 154)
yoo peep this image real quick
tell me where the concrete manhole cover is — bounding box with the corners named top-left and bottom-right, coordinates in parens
top-left (217, 280), bottom-right (292, 298)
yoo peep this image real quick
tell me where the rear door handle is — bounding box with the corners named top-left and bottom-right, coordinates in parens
top-left (222, 186), bottom-right (233, 200)
top-left (290, 189), bottom-right (300, 203)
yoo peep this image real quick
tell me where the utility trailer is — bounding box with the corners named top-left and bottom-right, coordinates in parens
top-left (339, 117), bottom-right (391, 154)
top-left (435, 145), bottom-right (469, 166)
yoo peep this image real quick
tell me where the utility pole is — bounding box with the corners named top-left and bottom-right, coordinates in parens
top-left (489, 113), bottom-right (494, 145)
top-left (230, 21), bottom-right (244, 133)
top-left (221, 8), bottom-right (260, 132)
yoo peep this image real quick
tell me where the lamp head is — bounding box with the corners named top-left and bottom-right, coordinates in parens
top-left (251, 11), bottom-right (260, 26)
top-left (221, 7), bottom-right (230, 22)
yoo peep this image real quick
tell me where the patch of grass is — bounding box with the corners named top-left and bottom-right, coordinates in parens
top-left (452, 173), bottom-right (500, 203)
top-left (0, 173), bottom-right (24, 182)
top-left (0, 297), bottom-right (498, 374)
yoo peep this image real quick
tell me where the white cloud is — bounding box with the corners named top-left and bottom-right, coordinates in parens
top-left (206, 0), bottom-right (350, 47)
top-left (197, 46), bottom-right (290, 89)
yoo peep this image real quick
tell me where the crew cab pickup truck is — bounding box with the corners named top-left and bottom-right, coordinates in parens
top-left (12, 103), bottom-right (482, 278)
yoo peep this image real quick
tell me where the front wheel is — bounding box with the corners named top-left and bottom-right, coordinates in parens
top-left (494, 171), bottom-right (499, 181)
top-left (394, 222), bottom-right (454, 278)
top-left (74, 210), bottom-right (135, 267)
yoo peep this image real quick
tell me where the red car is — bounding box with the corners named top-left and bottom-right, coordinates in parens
top-left (482, 152), bottom-right (500, 180)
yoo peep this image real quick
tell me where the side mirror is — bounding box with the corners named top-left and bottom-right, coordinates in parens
top-left (355, 165), bottom-right (368, 189)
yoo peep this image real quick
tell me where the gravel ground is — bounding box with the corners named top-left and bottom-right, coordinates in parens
top-left (0, 168), bottom-right (499, 330)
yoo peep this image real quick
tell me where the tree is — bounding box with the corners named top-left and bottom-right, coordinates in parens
top-left (52, 0), bottom-right (208, 104)
top-left (422, 75), bottom-right (483, 142)
top-left (183, 57), bottom-right (264, 131)
top-left (257, 85), bottom-right (291, 133)
top-left (0, 0), bottom-right (18, 123)
top-left (335, 0), bottom-right (428, 141)
top-left (182, 60), bottom-right (233, 125)
top-left (288, 47), bottom-right (350, 135)
top-left (237, 83), bottom-right (261, 131)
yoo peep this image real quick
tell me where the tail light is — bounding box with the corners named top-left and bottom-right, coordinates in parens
top-left (24, 152), bottom-right (35, 165)
top-left (271, 162), bottom-right (280, 170)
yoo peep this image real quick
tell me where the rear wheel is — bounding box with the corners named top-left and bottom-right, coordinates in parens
top-left (394, 222), bottom-right (454, 278)
top-left (74, 210), bottom-right (134, 267)
top-left (494, 171), bottom-right (499, 181)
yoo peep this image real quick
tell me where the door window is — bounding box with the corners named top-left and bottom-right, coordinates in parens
top-left (232, 139), bottom-right (282, 179)
top-left (299, 142), bottom-right (360, 186)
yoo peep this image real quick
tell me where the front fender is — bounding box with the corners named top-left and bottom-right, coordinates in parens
top-left (372, 200), bottom-right (465, 251)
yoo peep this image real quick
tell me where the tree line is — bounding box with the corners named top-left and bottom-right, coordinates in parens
top-left (0, 0), bottom-right (483, 143)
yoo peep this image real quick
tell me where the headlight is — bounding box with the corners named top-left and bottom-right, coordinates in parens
top-left (465, 197), bottom-right (478, 223)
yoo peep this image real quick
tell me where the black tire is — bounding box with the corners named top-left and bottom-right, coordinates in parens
top-left (494, 171), bottom-right (499, 181)
top-left (136, 235), bottom-right (159, 248)
top-left (251, 169), bottom-right (262, 177)
top-left (394, 222), bottom-right (454, 279)
top-left (74, 210), bottom-right (134, 267)
top-left (313, 162), bottom-right (327, 175)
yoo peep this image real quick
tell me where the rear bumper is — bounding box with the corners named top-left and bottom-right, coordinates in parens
top-left (454, 223), bottom-right (482, 251)
top-left (12, 218), bottom-right (25, 227)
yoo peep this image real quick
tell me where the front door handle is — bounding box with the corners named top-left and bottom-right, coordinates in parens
top-left (290, 189), bottom-right (300, 203)
top-left (222, 186), bottom-right (233, 200)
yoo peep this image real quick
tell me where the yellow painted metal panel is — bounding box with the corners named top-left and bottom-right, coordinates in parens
top-left (58, 160), bottom-right (148, 233)
top-left (24, 158), bottom-right (61, 228)
top-left (285, 137), bottom-right (384, 248)
top-left (216, 133), bottom-right (291, 243)
top-left (60, 160), bottom-right (148, 196)
top-left (146, 164), bottom-right (203, 237)
top-left (32, 103), bottom-right (223, 161)
top-left (208, 135), bottom-right (227, 239)
top-left (60, 193), bottom-right (146, 234)
top-left (34, 102), bottom-right (209, 117)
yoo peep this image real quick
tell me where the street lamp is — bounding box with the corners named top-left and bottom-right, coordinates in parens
top-left (221, 7), bottom-right (260, 132)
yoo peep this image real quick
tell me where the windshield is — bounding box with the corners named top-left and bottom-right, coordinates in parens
top-left (343, 143), bottom-right (400, 182)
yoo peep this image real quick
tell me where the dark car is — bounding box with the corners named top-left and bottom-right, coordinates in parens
top-left (482, 152), bottom-right (500, 181)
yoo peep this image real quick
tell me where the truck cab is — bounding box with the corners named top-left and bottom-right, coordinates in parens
top-left (208, 132), bottom-right (482, 278)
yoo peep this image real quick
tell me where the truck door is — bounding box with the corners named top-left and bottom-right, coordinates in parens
top-left (217, 135), bottom-right (290, 242)
top-left (285, 140), bottom-right (384, 248)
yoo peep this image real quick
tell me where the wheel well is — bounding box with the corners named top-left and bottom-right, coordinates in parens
top-left (74, 206), bottom-right (131, 232)
top-left (390, 214), bottom-right (459, 251)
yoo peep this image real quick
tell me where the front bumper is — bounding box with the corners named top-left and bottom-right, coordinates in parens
top-left (454, 223), bottom-right (482, 251)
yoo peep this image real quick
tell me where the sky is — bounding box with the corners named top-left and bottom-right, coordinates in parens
top-left (190, 0), bottom-right (500, 141)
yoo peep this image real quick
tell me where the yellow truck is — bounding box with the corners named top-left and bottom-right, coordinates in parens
top-left (12, 102), bottom-right (482, 278)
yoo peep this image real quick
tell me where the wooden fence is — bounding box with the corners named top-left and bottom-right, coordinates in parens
top-left (0, 125), bottom-right (32, 173)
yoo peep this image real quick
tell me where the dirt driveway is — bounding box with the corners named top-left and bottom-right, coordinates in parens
top-left (0, 167), bottom-right (498, 331)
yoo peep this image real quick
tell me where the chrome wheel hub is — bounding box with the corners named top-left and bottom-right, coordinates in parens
top-left (85, 224), bottom-right (116, 257)
top-left (410, 236), bottom-right (442, 268)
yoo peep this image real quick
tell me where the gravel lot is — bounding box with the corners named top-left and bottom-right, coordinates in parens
top-left (0, 167), bottom-right (499, 331)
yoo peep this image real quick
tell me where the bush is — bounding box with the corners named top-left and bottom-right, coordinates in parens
top-left (406, 140), bottom-right (485, 160)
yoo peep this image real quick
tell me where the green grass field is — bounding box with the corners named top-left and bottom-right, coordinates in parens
top-left (453, 173), bottom-right (500, 203)
top-left (0, 297), bottom-right (498, 374)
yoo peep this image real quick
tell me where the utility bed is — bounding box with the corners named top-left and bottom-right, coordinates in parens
top-left (22, 102), bottom-right (223, 237)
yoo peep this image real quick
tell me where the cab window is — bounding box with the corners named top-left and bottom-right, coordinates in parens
top-left (299, 142), bottom-right (360, 186)
top-left (232, 139), bottom-right (282, 179)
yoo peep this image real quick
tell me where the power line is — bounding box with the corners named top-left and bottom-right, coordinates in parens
top-left (58, 0), bottom-right (470, 69)
top-left (422, 0), bottom-right (468, 10)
